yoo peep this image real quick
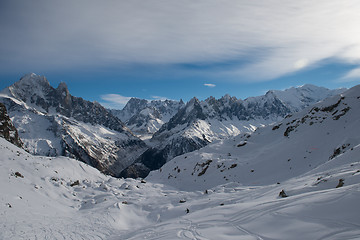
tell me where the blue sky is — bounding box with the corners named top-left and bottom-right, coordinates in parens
top-left (1, 1), bottom-right (360, 109)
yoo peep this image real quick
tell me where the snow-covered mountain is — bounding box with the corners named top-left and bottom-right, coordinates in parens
top-left (0, 73), bottom-right (147, 176)
top-left (111, 98), bottom-right (184, 138)
top-left (148, 84), bottom-right (360, 191)
top-left (122, 85), bottom-right (345, 178)
top-left (1, 94), bottom-right (360, 239)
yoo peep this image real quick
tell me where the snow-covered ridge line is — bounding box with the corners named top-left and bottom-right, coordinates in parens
top-left (122, 84), bottom-right (345, 178)
top-left (148, 84), bottom-right (360, 191)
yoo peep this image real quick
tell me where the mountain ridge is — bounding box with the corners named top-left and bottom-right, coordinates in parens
top-left (111, 97), bottom-right (185, 138)
top-left (148, 84), bottom-right (360, 190)
top-left (121, 84), bottom-right (345, 178)
top-left (0, 73), bottom-right (147, 177)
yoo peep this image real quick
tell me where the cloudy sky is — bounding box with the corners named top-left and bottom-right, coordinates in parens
top-left (1, 0), bottom-right (360, 108)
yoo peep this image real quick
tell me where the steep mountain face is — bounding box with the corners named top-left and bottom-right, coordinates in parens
top-left (0, 73), bottom-right (146, 176)
top-left (0, 103), bottom-right (22, 147)
top-left (148, 84), bottom-right (360, 190)
top-left (111, 98), bottom-right (184, 138)
top-left (122, 85), bottom-right (345, 178)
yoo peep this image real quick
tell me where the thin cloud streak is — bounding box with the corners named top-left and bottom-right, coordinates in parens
top-left (1, 1), bottom-right (360, 81)
top-left (204, 83), bottom-right (216, 88)
top-left (150, 96), bottom-right (171, 101)
top-left (100, 94), bottom-right (131, 109)
top-left (340, 68), bottom-right (360, 82)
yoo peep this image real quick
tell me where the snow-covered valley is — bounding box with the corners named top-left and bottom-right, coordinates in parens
top-left (1, 84), bottom-right (360, 239)
top-left (1, 136), bottom-right (360, 239)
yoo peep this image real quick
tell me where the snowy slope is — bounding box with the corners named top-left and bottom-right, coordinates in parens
top-left (270, 84), bottom-right (345, 111)
top-left (148, 84), bottom-right (360, 191)
top-left (1, 135), bottom-right (360, 239)
top-left (123, 85), bottom-right (344, 178)
top-left (0, 73), bottom-right (147, 176)
top-left (0, 137), bottom-right (151, 239)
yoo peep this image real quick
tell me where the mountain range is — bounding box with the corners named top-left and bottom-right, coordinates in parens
top-left (122, 84), bottom-right (345, 178)
top-left (0, 73), bottom-right (345, 178)
top-left (1, 80), bottom-right (359, 240)
top-left (111, 97), bottom-right (184, 138)
top-left (148, 84), bottom-right (360, 191)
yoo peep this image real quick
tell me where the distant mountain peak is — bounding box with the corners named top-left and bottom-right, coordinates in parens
top-left (187, 96), bottom-right (200, 105)
top-left (57, 81), bottom-right (69, 92)
top-left (111, 97), bottom-right (185, 137)
top-left (18, 73), bottom-right (49, 86)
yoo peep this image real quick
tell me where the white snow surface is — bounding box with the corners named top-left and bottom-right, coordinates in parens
top-left (1, 136), bottom-right (360, 239)
top-left (1, 85), bottom-right (360, 239)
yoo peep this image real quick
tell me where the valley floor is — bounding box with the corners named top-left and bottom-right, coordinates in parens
top-left (1, 138), bottom-right (360, 240)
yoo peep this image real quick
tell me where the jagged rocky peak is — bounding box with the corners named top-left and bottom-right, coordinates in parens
top-left (187, 96), bottom-right (200, 105)
top-left (0, 103), bottom-right (22, 148)
top-left (56, 82), bottom-right (69, 96)
top-left (7, 73), bottom-right (50, 101)
top-left (219, 94), bottom-right (237, 103)
top-left (160, 97), bottom-right (205, 131)
top-left (126, 98), bottom-right (149, 112)
top-left (1, 73), bottom-right (132, 133)
top-left (111, 97), bottom-right (185, 137)
top-left (19, 72), bottom-right (49, 86)
top-left (116, 97), bottom-right (184, 121)
top-left (183, 97), bottom-right (203, 114)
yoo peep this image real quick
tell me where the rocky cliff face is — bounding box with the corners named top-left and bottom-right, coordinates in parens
top-left (0, 103), bottom-right (22, 148)
top-left (0, 73), bottom-right (147, 177)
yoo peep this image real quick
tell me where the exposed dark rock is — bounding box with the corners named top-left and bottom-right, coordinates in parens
top-left (70, 180), bottom-right (80, 187)
top-left (14, 171), bottom-right (24, 178)
top-left (119, 163), bottom-right (151, 179)
top-left (279, 189), bottom-right (288, 198)
top-left (0, 103), bottom-right (22, 147)
top-left (336, 179), bottom-right (344, 188)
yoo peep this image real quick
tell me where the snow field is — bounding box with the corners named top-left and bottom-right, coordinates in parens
top-left (1, 136), bottom-right (360, 239)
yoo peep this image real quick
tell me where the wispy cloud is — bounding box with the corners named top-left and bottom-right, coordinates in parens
top-left (100, 94), bottom-right (131, 109)
top-left (204, 83), bottom-right (216, 88)
top-left (1, 1), bottom-right (360, 81)
top-left (340, 68), bottom-right (360, 82)
top-left (150, 96), bottom-right (169, 101)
